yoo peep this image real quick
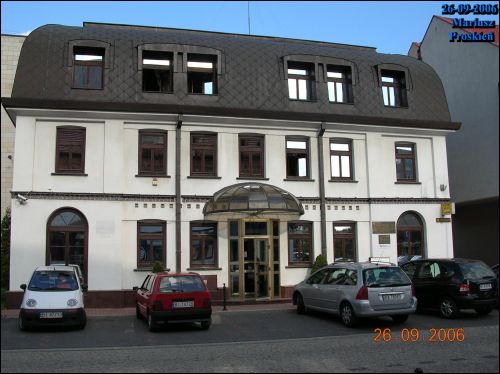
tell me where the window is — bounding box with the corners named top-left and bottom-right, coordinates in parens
top-left (286, 138), bottom-right (309, 178)
top-left (381, 70), bottom-right (407, 107)
top-left (138, 131), bottom-right (167, 176)
top-left (47, 208), bottom-right (88, 281)
top-left (287, 62), bottom-right (315, 101)
top-left (307, 268), bottom-right (328, 284)
top-left (395, 143), bottom-right (416, 181)
top-left (55, 127), bottom-right (86, 174)
top-left (190, 222), bottom-right (217, 268)
top-left (330, 139), bottom-right (353, 180)
top-left (137, 221), bottom-right (166, 269)
top-left (397, 211), bottom-right (424, 257)
top-left (333, 223), bottom-right (357, 262)
top-left (142, 51), bottom-right (173, 93)
top-left (187, 54), bottom-right (217, 95)
top-left (73, 46), bottom-right (104, 89)
top-left (327, 66), bottom-right (353, 103)
top-left (288, 222), bottom-right (313, 265)
top-left (416, 261), bottom-right (441, 279)
top-left (191, 133), bottom-right (217, 176)
top-left (239, 135), bottom-right (264, 178)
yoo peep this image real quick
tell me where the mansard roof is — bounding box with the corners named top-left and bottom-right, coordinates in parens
top-left (6, 22), bottom-right (458, 130)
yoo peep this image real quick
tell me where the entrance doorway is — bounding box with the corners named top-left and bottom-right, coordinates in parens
top-left (229, 220), bottom-right (280, 299)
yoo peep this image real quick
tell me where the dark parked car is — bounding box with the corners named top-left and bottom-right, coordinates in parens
top-left (134, 272), bottom-right (212, 331)
top-left (401, 258), bottom-right (498, 319)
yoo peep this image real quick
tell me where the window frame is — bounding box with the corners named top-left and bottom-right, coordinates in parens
top-left (72, 46), bottom-right (104, 90)
top-left (238, 134), bottom-right (265, 178)
top-left (190, 132), bottom-right (218, 177)
top-left (381, 70), bottom-right (408, 108)
top-left (137, 220), bottom-right (166, 269)
top-left (187, 53), bottom-right (218, 95)
top-left (332, 222), bottom-right (357, 262)
top-left (397, 211), bottom-right (425, 258)
top-left (55, 126), bottom-right (86, 174)
top-left (287, 221), bottom-right (313, 267)
top-left (326, 65), bottom-right (353, 104)
top-left (395, 142), bottom-right (417, 182)
top-left (330, 138), bottom-right (353, 181)
top-left (141, 50), bottom-right (174, 93)
top-left (285, 136), bottom-right (310, 179)
top-left (190, 221), bottom-right (218, 269)
top-left (287, 61), bottom-right (316, 101)
top-left (138, 130), bottom-right (168, 176)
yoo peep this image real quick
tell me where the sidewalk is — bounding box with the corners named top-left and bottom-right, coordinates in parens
top-left (1, 303), bottom-right (295, 319)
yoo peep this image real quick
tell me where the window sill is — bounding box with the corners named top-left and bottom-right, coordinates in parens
top-left (286, 265), bottom-right (312, 269)
top-left (283, 178), bottom-right (315, 182)
top-left (395, 181), bottom-right (421, 185)
top-left (142, 91), bottom-right (174, 95)
top-left (187, 176), bottom-right (222, 179)
top-left (135, 174), bottom-right (171, 178)
top-left (134, 268), bottom-right (154, 272)
top-left (383, 105), bottom-right (408, 109)
top-left (51, 172), bottom-right (88, 176)
top-left (328, 101), bottom-right (354, 105)
top-left (187, 93), bottom-right (218, 97)
top-left (236, 177), bottom-right (269, 181)
top-left (329, 179), bottom-right (358, 183)
top-left (288, 99), bottom-right (317, 103)
top-left (71, 87), bottom-right (104, 91)
top-left (186, 267), bottom-right (222, 271)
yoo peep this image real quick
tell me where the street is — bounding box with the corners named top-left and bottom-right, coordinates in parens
top-left (1, 307), bottom-right (499, 372)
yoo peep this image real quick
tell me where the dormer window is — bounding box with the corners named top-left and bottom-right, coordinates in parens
top-left (73, 47), bottom-right (104, 89)
top-left (327, 66), bottom-right (353, 103)
top-left (187, 54), bottom-right (217, 95)
top-left (287, 62), bottom-right (315, 101)
top-left (381, 70), bottom-right (407, 107)
top-left (142, 51), bottom-right (173, 93)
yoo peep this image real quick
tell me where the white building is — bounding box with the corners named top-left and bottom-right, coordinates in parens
top-left (2, 22), bottom-right (459, 307)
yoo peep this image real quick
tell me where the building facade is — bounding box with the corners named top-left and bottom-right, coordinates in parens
top-left (409, 16), bottom-right (499, 266)
top-left (1, 34), bottom-right (25, 217)
top-left (3, 23), bottom-right (459, 307)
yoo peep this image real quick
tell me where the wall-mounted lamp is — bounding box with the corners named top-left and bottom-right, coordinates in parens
top-left (152, 177), bottom-right (158, 187)
top-left (440, 184), bottom-right (447, 191)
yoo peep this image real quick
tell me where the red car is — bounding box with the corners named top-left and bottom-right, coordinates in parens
top-left (134, 272), bottom-right (212, 331)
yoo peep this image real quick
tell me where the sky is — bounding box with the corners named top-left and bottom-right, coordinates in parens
top-left (1, 1), bottom-right (499, 55)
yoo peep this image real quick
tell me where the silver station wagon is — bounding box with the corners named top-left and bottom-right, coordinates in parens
top-left (293, 262), bottom-right (417, 327)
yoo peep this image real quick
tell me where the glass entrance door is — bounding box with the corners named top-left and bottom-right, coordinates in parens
top-left (243, 238), bottom-right (269, 298)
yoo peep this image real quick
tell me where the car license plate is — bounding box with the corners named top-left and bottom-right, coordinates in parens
top-left (382, 294), bottom-right (402, 301)
top-left (480, 283), bottom-right (492, 290)
top-left (172, 300), bottom-right (194, 309)
top-left (40, 312), bottom-right (63, 319)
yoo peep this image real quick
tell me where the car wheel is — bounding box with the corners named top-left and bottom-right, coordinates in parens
top-left (147, 312), bottom-right (157, 332)
top-left (296, 294), bottom-right (306, 315)
top-left (391, 314), bottom-right (409, 324)
top-left (440, 297), bottom-right (459, 319)
top-left (474, 306), bottom-right (493, 316)
top-left (136, 304), bottom-right (143, 320)
top-left (340, 302), bottom-right (358, 327)
top-left (18, 314), bottom-right (27, 331)
top-left (201, 320), bottom-right (211, 330)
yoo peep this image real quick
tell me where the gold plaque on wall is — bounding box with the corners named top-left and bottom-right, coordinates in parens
top-left (372, 222), bottom-right (396, 234)
top-left (378, 235), bottom-right (391, 245)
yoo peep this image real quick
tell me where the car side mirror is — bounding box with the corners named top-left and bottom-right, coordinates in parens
top-left (133, 286), bottom-right (139, 291)
top-left (20, 284), bottom-right (26, 291)
top-left (81, 284), bottom-right (88, 292)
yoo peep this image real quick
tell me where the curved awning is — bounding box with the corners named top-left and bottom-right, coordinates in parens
top-left (203, 182), bottom-right (304, 216)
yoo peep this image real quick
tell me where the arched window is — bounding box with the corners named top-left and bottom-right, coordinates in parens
top-left (47, 208), bottom-right (88, 280)
top-left (397, 212), bottom-right (424, 257)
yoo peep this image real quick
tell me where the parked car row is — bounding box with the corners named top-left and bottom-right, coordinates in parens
top-left (293, 258), bottom-right (498, 327)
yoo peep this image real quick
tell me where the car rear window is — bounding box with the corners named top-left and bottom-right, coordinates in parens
top-left (363, 267), bottom-right (411, 287)
top-left (28, 271), bottom-right (79, 291)
top-left (460, 262), bottom-right (496, 280)
top-left (158, 276), bottom-right (206, 293)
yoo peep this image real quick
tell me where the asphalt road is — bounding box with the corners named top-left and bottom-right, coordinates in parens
top-left (1, 308), bottom-right (499, 372)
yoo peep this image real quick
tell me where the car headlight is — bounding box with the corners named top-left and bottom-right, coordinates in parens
top-left (67, 299), bottom-right (78, 307)
top-left (26, 299), bottom-right (37, 308)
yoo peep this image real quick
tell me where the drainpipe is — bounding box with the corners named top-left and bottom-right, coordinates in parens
top-left (176, 114), bottom-right (182, 272)
top-left (317, 122), bottom-right (327, 258)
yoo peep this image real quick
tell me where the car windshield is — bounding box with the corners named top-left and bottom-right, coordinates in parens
top-left (158, 276), bottom-right (205, 293)
top-left (363, 267), bottom-right (411, 287)
top-left (28, 271), bottom-right (78, 291)
top-left (460, 262), bottom-right (496, 280)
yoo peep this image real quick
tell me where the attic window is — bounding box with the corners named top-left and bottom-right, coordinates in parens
top-left (327, 65), bottom-right (353, 103)
top-left (187, 54), bottom-right (217, 95)
top-left (381, 70), bottom-right (407, 107)
top-left (73, 47), bottom-right (104, 90)
top-left (287, 62), bottom-right (315, 101)
top-left (142, 51), bottom-right (173, 93)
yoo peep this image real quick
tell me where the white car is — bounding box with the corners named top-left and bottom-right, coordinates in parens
top-left (18, 265), bottom-right (87, 330)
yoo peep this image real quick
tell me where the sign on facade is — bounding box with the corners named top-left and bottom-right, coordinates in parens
top-left (372, 222), bottom-right (396, 234)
